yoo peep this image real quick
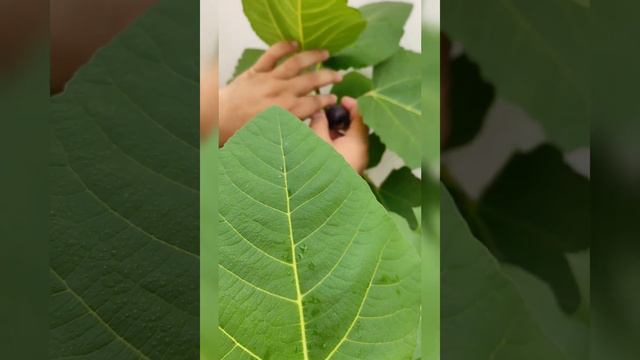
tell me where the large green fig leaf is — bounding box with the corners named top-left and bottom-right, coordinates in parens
top-left (442, 188), bottom-right (565, 360)
top-left (49, 0), bottom-right (199, 358)
top-left (218, 107), bottom-right (420, 359)
top-left (242, 0), bottom-right (366, 53)
top-left (359, 49), bottom-right (422, 169)
top-left (442, 0), bottom-right (589, 149)
top-left (326, 2), bottom-right (412, 70)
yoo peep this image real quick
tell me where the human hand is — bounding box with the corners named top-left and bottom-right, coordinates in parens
top-left (200, 64), bottom-right (217, 140)
top-left (219, 41), bottom-right (343, 145)
top-left (310, 96), bottom-right (369, 174)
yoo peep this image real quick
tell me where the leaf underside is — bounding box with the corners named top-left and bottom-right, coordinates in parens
top-left (219, 107), bottom-right (420, 359)
top-left (359, 49), bottom-right (422, 169)
top-left (242, 0), bottom-right (366, 53)
top-left (49, 0), bottom-right (199, 358)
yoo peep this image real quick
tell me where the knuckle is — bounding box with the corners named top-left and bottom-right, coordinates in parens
top-left (308, 72), bottom-right (322, 84)
top-left (290, 57), bottom-right (304, 69)
top-left (273, 41), bottom-right (288, 51)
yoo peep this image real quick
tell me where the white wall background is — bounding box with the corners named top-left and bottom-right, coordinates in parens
top-left (200, 0), bottom-right (218, 65)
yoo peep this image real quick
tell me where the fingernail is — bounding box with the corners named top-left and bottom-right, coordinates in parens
top-left (322, 50), bottom-right (330, 59)
top-left (335, 73), bottom-right (343, 82)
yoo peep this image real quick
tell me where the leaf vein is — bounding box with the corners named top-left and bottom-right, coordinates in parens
top-left (219, 264), bottom-right (296, 303)
top-left (49, 268), bottom-right (152, 360)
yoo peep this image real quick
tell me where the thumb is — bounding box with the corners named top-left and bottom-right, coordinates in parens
top-left (310, 111), bottom-right (331, 143)
top-left (341, 96), bottom-right (368, 140)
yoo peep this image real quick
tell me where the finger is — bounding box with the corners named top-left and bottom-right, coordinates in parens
top-left (200, 67), bottom-right (218, 140)
top-left (274, 49), bottom-right (330, 78)
top-left (290, 70), bottom-right (342, 95)
top-left (252, 41), bottom-right (298, 72)
top-left (290, 94), bottom-right (337, 119)
top-left (341, 96), bottom-right (368, 138)
top-left (341, 96), bottom-right (361, 118)
top-left (310, 111), bottom-right (331, 142)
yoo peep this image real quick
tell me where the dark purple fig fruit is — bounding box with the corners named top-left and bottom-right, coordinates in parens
top-left (324, 104), bottom-right (351, 131)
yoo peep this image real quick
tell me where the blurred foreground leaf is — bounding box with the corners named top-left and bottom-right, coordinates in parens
top-left (442, 188), bottom-right (565, 359)
top-left (49, 0), bottom-right (199, 358)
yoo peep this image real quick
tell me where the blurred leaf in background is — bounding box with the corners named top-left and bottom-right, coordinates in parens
top-left (442, 0), bottom-right (589, 150)
top-left (326, 2), bottom-right (412, 70)
top-left (445, 54), bottom-right (495, 150)
top-left (441, 188), bottom-right (565, 360)
top-left (447, 144), bottom-right (589, 314)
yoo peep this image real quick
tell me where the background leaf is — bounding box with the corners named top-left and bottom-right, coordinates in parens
top-left (359, 49), bottom-right (422, 169)
top-left (446, 54), bottom-right (495, 150)
top-left (326, 1), bottom-right (412, 70)
top-left (218, 107), bottom-right (420, 359)
top-left (441, 188), bottom-right (566, 360)
top-left (330, 71), bottom-right (372, 100)
top-left (366, 132), bottom-right (386, 169)
top-left (242, 0), bottom-right (366, 53)
top-left (49, 0), bottom-right (199, 358)
top-left (231, 48), bottom-right (265, 80)
top-left (442, 0), bottom-right (589, 149)
top-left (476, 144), bottom-right (589, 313)
top-left (445, 144), bottom-right (589, 314)
top-left (376, 167), bottom-right (421, 230)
